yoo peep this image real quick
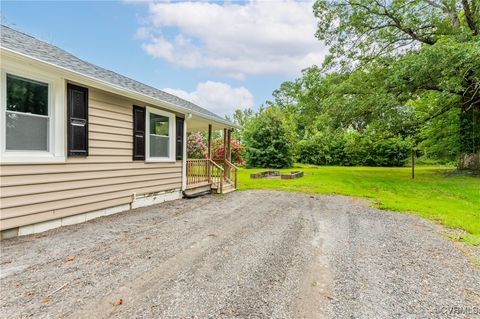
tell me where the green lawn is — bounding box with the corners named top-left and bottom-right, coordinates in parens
top-left (237, 165), bottom-right (480, 245)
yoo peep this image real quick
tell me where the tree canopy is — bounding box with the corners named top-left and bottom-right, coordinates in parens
top-left (237, 0), bottom-right (479, 169)
top-left (313, 0), bottom-right (479, 68)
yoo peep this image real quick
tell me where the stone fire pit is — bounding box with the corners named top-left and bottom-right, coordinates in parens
top-left (280, 171), bottom-right (304, 179)
top-left (250, 170), bottom-right (303, 179)
top-left (250, 171), bottom-right (281, 179)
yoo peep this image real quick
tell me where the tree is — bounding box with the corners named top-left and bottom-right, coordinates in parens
top-left (273, 67), bottom-right (328, 137)
top-left (225, 108), bottom-right (255, 143)
top-left (235, 0), bottom-right (478, 168)
top-left (244, 106), bottom-right (296, 168)
top-left (390, 37), bottom-right (480, 155)
top-left (314, 0), bottom-right (480, 167)
top-left (418, 107), bottom-right (461, 161)
top-left (313, 0), bottom-right (479, 69)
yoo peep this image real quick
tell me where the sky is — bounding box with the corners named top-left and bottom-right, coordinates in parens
top-left (1, 0), bottom-right (327, 117)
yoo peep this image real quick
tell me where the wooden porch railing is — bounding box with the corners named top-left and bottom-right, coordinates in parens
top-left (211, 160), bottom-right (239, 188)
top-left (186, 126), bottom-right (238, 193)
top-left (186, 159), bottom-right (210, 186)
top-left (186, 159), bottom-right (224, 192)
top-left (209, 160), bottom-right (224, 193)
top-left (224, 160), bottom-right (238, 189)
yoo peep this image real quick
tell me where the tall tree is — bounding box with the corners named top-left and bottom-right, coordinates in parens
top-left (313, 0), bottom-right (479, 68)
top-left (244, 106), bottom-right (296, 168)
top-left (314, 0), bottom-right (480, 164)
top-left (226, 108), bottom-right (255, 142)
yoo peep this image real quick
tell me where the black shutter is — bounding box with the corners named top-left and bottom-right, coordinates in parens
top-left (133, 105), bottom-right (146, 160)
top-left (67, 84), bottom-right (88, 156)
top-left (176, 117), bottom-right (184, 160)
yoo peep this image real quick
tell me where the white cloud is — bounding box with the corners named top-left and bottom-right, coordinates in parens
top-left (138, 0), bottom-right (327, 78)
top-left (134, 26), bottom-right (151, 40)
top-left (164, 81), bottom-right (254, 116)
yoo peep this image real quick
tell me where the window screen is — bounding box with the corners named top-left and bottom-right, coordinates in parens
top-left (5, 74), bottom-right (49, 151)
top-left (149, 112), bottom-right (170, 158)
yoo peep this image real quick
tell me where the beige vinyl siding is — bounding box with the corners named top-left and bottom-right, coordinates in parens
top-left (0, 87), bottom-right (183, 230)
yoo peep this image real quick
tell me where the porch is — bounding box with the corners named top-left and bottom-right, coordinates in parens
top-left (185, 122), bottom-right (239, 196)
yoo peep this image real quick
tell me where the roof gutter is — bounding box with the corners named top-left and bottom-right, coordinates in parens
top-left (0, 47), bottom-right (241, 130)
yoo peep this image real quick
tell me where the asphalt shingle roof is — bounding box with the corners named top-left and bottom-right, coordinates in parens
top-left (0, 25), bottom-right (229, 124)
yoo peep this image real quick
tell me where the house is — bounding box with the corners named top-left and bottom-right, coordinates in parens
top-left (0, 25), bottom-right (239, 239)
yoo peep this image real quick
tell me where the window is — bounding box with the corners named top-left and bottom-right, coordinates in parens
top-left (149, 113), bottom-right (169, 158)
top-left (5, 74), bottom-right (49, 151)
top-left (1, 64), bottom-right (65, 163)
top-left (146, 107), bottom-right (175, 162)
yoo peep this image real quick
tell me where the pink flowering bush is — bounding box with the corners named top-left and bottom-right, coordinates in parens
top-left (187, 132), bottom-right (207, 159)
top-left (187, 132), bottom-right (245, 165)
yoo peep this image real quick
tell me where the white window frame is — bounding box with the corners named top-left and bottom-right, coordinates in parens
top-left (0, 61), bottom-right (65, 163)
top-left (145, 106), bottom-right (175, 163)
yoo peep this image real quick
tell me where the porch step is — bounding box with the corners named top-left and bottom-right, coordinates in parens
top-left (183, 182), bottom-right (212, 198)
top-left (222, 186), bottom-right (236, 194)
top-left (211, 182), bottom-right (236, 194)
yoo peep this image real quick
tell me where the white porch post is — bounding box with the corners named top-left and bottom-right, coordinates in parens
top-left (181, 116), bottom-right (188, 191)
top-left (207, 124), bottom-right (212, 183)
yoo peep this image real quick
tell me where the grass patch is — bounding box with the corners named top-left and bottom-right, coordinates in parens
top-left (238, 165), bottom-right (480, 245)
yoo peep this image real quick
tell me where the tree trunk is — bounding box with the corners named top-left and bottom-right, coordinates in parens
top-left (458, 106), bottom-right (480, 170)
top-left (458, 153), bottom-right (480, 170)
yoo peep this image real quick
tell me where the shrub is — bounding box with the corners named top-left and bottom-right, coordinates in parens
top-left (187, 132), bottom-right (245, 165)
top-left (212, 137), bottom-right (245, 165)
top-left (370, 136), bottom-right (413, 166)
top-left (244, 106), bottom-right (295, 168)
top-left (298, 128), bottom-right (412, 167)
top-left (186, 132), bottom-right (207, 159)
top-left (298, 131), bottom-right (345, 165)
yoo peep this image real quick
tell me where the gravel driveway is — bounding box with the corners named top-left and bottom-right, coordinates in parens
top-left (1, 190), bottom-right (479, 319)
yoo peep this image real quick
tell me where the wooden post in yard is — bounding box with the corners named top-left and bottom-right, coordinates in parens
top-left (411, 148), bottom-right (415, 179)
top-left (207, 124), bottom-right (212, 183)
